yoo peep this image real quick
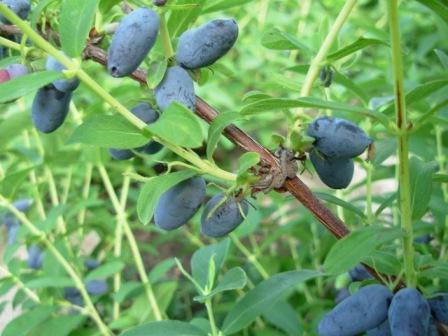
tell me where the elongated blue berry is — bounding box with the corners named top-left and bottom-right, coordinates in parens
top-left (367, 319), bottom-right (391, 336)
top-left (176, 19), bottom-right (238, 70)
top-left (154, 176), bottom-right (206, 230)
top-left (6, 63), bottom-right (27, 79)
top-left (107, 8), bottom-right (160, 77)
top-left (307, 117), bottom-right (372, 159)
top-left (32, 84), bottom-right (72, 133)
top-left (27, 244), bottom-right (44, 270)
top-left (429, 294), bottom-right (448, 325)
top-left (155, 66), bottom-right (196, 111)
top-left (318, 284), bottom-right (392, 336)
top-left (388, 288), bottom-right (430, 336)
top-left (201, 193), bottom-right (249, 238)
top-left (310, 149), bottom-right (354, 189)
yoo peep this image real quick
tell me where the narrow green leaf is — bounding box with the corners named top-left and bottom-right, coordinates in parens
top-left (241, 97), bottom-right (391, 126)
top-left (0, 71), bottom-right (62, 103)
top-left (0, 167), bottom-right (33, 199)
top-left (203, 0), bottom-right (256, 13)
top-left (327, 38), bottom-right (388, 62)
top-left (435, 49), bottom-right (448, 69)
top-left (25, 277), bottom-right (75, 289)
top-left (362, 251), bottom-right (402, 276)
top-left (68, 115), bottom-right (148, 148)
top-left (261, 28), bottom-right (312, 55)
top-left (433, 174), bottom-right (448, 183)
top-left (85, 261), bottom-right (125, 281)
top-left (191, 238), bottom-right (230, 289)
top-left (315, 192), bottom-right (367, 219)
top-left (60, 0), bottom-right (99, 57)
top-left (323, 227), bottom-right (402, 275)
top-left (147, 102), bottom-right (204, 149)
top-left (3, 306), bottom-right (56, 336)
top-left (263, 300), bottom-right (302, 336)
top-left (195, 267), bottom-right (247, 301)
top-left (410, 157), bottom-right (438, 220)
top-left (121, 320), bottom-right (207, 336)
top-left (137, 170), bottom-right (197, 224)
top-left (0, 112), bottom-right (31, 149)
top-left (222, 270), bottom-right (321, 334)
top-left (29, 315), bottom-right (86, 336)
top-left (207, 112), bottom-right (241, 161)
top-left (416, 0), bottom-right (448, 25)
top-left (238, 152), bottom-right (260, 175)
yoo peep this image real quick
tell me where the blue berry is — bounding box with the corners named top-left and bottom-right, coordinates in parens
top-left (107, 8), bottom-right (160, 77)
top-left (201, 192), bottom-right (249, 238)
top-left (154, 177), bottom-right (206, 230)
top-left (309, 149), bottom-right (354, 189)
top-left (349, 264), bottom-right (374, 282)
top-left (46, 54), bottom-right (80, 92)
top-left (176, 19), bottom-right (239, 70)
top-left (27, 244), bottom-right (44, 270)
top-left (86, 279), bottom-right (108, 296)
top-left (429, 294), bottom-right (448, 325)
top-left (388, 288), bottom-right (430, 336)
top-left (0, 0), bottom-right (30, 23)
top-left (366, 319), bottom-right (391, 336)
top-left (318, 284), bottom-right (392, 336)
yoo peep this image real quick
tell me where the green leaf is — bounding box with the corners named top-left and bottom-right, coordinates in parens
top-left (433, 173), bottom-right (448, 183)
top-left (315, 192), bottom-right (367, 220)
top-left (207, 112), bottom-right (241, 161)
top-left (29, 315), bottom-right (86, 336)
top-left (261, 28), bottom-right (312, 55)
top-left (147, 102), bottom-right (204, 149)
top-left (382, 79), bottom-right (448, 114)
top-left (25, 277), bottom-right (75, 289)
top-left (0, 112), bottom-right (31, 149)
top-left (3, 306), bottom-right (56, 336)
top-left (195, 267), bottom-right (247, 301)
top-left (435, 49), bottom-right (448, 69)
top-left (240, 97), bottom-right (391, 127)
top-left (362, 250), bottom-right (401, 276)
top-left (416, 0), bottom-right (448, 25)
top-left (99, 0), bottom-right (121, 14)
top-left (203, 0), bottom-right (256, 13)
top-left (60, 0), bottom-right (99, 57)
top-left (323, 227), bottom-right (402, 275)
top-left (121, 320), bottom-right (207, 336)
top-left (147, 59), bottom-right (168, 88)
top-left (326, 38), bottom-right (388, 62)
top-left (0, 71), bottom-right (62, 104)
top-left (68, 115), bottom-right (148, 148)
top-left (168, 0), bottom-right (206, 38)
top-left (409, 157), bottom-right (438, 220)
top-left (85, 261), bottom-right (125, 281)
top-left (263, 300), bottom-right (302, 336)
top-left (222, 270), bottom-right (321, 334)
top-left (238, 152), bottom-right (260, 175)
top-left (137, 170), bottom-right (197, 224)
top-left (0, 167), bottom-right (33, 199)
top-left (191, 238), bottom-right (230, 289)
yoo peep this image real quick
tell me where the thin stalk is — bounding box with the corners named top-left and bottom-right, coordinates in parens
top-left (365, 162), bottom-right (374, 224)
top-left (436, 126), bottom-right (448, 259)
top-left (0, 35), bottom-right (25, 51)
top-left (292, 0), bottom-right (356, 130)
top-left (61, 168), bottom-right (73, 204)
top-left (230, 234), bottom-right (269, 280)
top-left (77, 163), bottom-right (93, 238)
top-left (113, 171), bottom-right (131, 319)
top-left (205, 300), bottom-right (219, 336)
top-left (0, 196), bottom-right (112, 336)
top-left (97, 165), bottom-right (163, 321)
top-left (387, 0), bottom-right (417, 288)
top-left (0, 265), bottom-right (40, 303)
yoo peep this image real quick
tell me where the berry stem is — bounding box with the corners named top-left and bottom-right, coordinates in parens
top-left (387, 0), bottom-right (417, 288)
top-left (205, 299), bottom-right (219, 336)
top-left (97, 164), bottom-right (163, 321)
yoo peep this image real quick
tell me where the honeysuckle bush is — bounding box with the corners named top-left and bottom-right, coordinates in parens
top-left (0, 0), bottom-right (447, 335)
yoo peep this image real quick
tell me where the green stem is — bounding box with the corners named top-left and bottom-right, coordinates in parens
top-left (292, 0), bottom-right (356, 130)
top-left (365, 162), bottom-right (374, 224)
top-left (97, 164), bottom-right (163, 321)
top-left (0, 196), bottom-right (112, 336)
top-left (205, 299), bottom-right (219, 336)
top-left (77, 163), bottom-right (93, 239)
top-left (436, 125), bottom-right (448, 259)
top-left (113, 170), bottom-right (131, 320)
top-left (0, 36), bottom-right (26, 51)
top-left (387, 0), bottom-right (417, 288)
top-left (230, 234), bottom-right (269, 280)
top-left (0, 265), bottom-right (40, 303)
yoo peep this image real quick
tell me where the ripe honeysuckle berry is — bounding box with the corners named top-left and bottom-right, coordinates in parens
top-left (154, 177), bottom-right (206, 231)
top-left (388, 288), bottom-right (430, 336)
top-left (27, 244), bottom-right (44, 270)
top-left (349, 264), bottom-right (373, 282)
top-left (176, 19), bottom-right (239, 70)
top-left (6, 63), bottom-right (27, 79)
top-left (318, 284), bottom-right (392, 336)
top-left (31, 84), bottom-right (72, 133)
top-left (107, 8), bottom-right (160, 77)
top-left (366, 319), bottom-right (391, 336)
top-left (201, 193), bottom-right (249, 238)
top-left (307, 117), bottom-right (373, 159)
top-left (155, 66), bottom-right (196, 112)
top-left (109, 103), bottom-right (161, 160)
top-left (86, 279), bottom-right (108, 295)
top-left (428, 294), bottom-right (448, 325)
top-left (309, 149), bottom-right (354, 189)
